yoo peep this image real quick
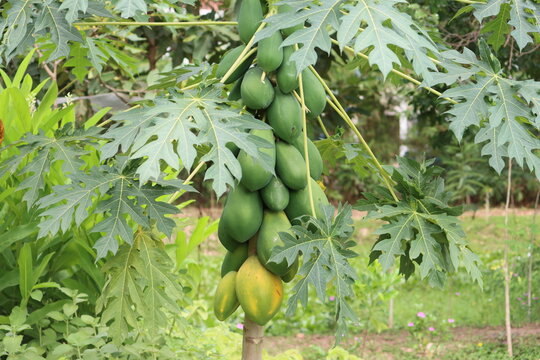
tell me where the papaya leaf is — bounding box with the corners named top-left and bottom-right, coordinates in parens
top-left (97, 230), bottom-right (186, 343)
top-left (270, 203), bottom-right (358, 343)
top-left (102, 86), bottom-right (273, 197)
top-left (37, 160), bottom-right (193, 259)
top-left (431, 46), bottom-right (540, 179)
top-left (357, 157), bottom-right (483, 288)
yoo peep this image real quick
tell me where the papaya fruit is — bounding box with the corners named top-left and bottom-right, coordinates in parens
top-left (218, 219), bottom-right (240, 252)
top-left (260, 176), bottom-right (289, 211)
top-left (276, 142), bottom-right (307, 190)
top-left (257, 31), bottom-right (283, 73)
top-left (292, 135), bottom-right (323, 180)
top-left (301, 69), bottom-right (326, 119)
top-left (238, 0), bottom-right (263, 43)
top-left (221, 243), bottom-right (249, 277)
top-left (257, 211), bottom-right (292, 276)
top-left (214, 271), bottom-right (240, 321)
top-left (285, 178), bottom-right (329, 220)
top-left (281, 258), bottom-right (299, 283)
top-left (278, 5), bottom-right (303, 37)
top-left (238, 129), bottom-right (275, 191)
top-left (216, 45), bottom-right (254, 84)
top-left (277, 46), bottom-right (298, 93)
top-left (241, 67), bottom-right (275, 110)
top-left (236, 256), bottom-right (283, 325)
top-left (268, 90), bottom-right (302, 143)
top-left (221, 184), bottom-right (263, 243)
top-left (228, 78), bottom-right (243, 101)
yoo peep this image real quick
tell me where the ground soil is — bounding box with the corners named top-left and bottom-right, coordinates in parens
top-left (264, 324), bottom-right (540, 358)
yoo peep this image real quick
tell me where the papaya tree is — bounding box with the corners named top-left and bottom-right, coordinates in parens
top-left (0, 0), bottom-right (539, 359)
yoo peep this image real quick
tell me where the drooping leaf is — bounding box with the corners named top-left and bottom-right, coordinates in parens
top-left (102, 86), bottom-right (273, 197)
top-left (270, 204), bottom-right (358, 342)
top-left (357, 157), bottom-right (483, 288)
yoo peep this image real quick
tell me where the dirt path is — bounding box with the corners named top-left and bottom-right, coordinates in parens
top-left (264, 324), bottom-right (540, 358)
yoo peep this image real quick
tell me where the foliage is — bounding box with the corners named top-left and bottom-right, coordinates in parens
top-left (358, 157), bottom-right (482, 287)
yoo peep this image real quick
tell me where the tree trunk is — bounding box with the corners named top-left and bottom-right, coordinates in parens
top-left (527, 191), bottom-right (539, 321)
top-left (242, 316), bottom-right (264, 360)
top-left (503, 160), bottom-right (513, 358)
top-left (388, 297), bottom-right (394, 329)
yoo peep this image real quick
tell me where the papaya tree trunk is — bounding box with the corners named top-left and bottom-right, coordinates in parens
top-left (242, 316), bottom-right (264, 360)
top-left (503, 160), bottom-right (513, 357)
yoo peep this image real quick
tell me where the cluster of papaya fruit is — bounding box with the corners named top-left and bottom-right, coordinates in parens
top-left (213, 0), bottom-right (329, 326)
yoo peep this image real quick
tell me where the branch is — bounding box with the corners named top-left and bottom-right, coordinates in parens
top-left (74, 21), bottom-right (238, 28)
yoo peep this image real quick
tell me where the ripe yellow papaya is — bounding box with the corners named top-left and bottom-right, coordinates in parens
top-left (241, 67), bottom-right (275, 110)
top-left (276, 142), bottom-right (307, 190)
top-left (236, 256), bottom-right (283, 325)
top-left (216, 45), bottom-right (254, 84)
top-left (238, 0), bottom-right (263, 43)
top-left (221, 184), bottom-right (263, 243)
top-left (221, 243), bottom-right (249, 277)
top-left (214, 271), bottom-right (240, 321)
top-left (257, 211), bottom-right (292, 276)
top-left (260, 176), bottom-right (289, 211)
top-left (268, 89), bottom-right (302, 143)
top-left (257, 31), bottom-right (283, 72)
top-left (238, 129), bottom-right (275, 191)
top-left (301, 69), bottom-right (326, 119)
top-left (292, 135), bottom-right (323, 180)
top-left (277, 46), bottom-right (298, 93)
top-left (285, 178), bottom-right (329, 220)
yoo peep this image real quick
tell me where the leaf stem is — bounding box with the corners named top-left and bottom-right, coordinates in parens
top-left (167, 161), bottom-right (206, 204)
top-left (220, 12), bottom-right (273, 84)
top-left (73, 21), bottom-right (238, 28)
top-left (297, 70), bottom-right (317, 218)
top-left (332, 40), bottom-right (458, 105)
top-left (317, 116), bottom-right (331, 138)
top-left (308, 66), bottom-right (399, 202)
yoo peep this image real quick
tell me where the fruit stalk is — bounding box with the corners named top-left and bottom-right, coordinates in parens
top-left (242, 316), bottom-right (264, 360)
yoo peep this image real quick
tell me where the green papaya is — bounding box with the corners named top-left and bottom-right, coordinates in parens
top-left (238, 129), bottom-right (275, 191)
top-left (216, 45), bottom-right (254, 84)
top-left (218, 219), bottom-right (240, 252)
top-left (292, 135), bottom-right (323, 180)
top-left (221, 243), bottom-right (249, 277)
top-left (276, 142), bottom-right (307, 190)
top-left (301, 69), bottom-right (326, 119)
top-left (285, 178), bottom-right (329, 220)
top-left (241, 67), bottom-right (275, 110)
top-left (257, 31), bottom-right (283, 73)
top-left (236, 256), bottom-right (283, 325)
top-left (278, 5), bottom-right (303, 37)
top-left (228, 78), bottom-right (243, 101)
top-left (221, 184), bottom-right (263, 243)
top-left (260, 176), bottom-right (289, 211)
top-left (281, 258), bottom-right (299, 283)
top-left (214, 271), bottom-right (240, 321)
top-left (257, 211), bottom-right (292, 276)
top-left (268, 90), bottom-right (302, 143)
top-left (277, 46), bottom-right (298, 93)
top-left (238, 0), bottom-right (263, 43)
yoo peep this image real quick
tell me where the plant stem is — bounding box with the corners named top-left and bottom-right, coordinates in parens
top-left (167, 161), bottom-right (206, 204)
top-left (527, 190), bottom-right (539, 321)
top-left (317, 116), bottom-right (331, 138)
top-left (74, 21), bottom-right (238, 28)
top-left (308, 66), bottom-right (399, 202)
top-left (503, 159), bottom-right (513, 358)
top-left (331, 39), bottom-right (458, 105)
top-left (297, 70), bottom-right (316, 218)
top-left (220, 12), bottom-right (273, 84)
top-left (242, 316), bottom-right (264, 360)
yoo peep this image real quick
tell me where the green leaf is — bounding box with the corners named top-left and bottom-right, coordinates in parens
top-left (1, 0), bottom-right (37, 60)
top-left (358, 157), bottom-right (483, 287)
top-left (102, 86), bottom-right (273, 197)
top-left (59, 0), bottom-right (89, 24)
top-left (114, 0), bottom-right (147, 18)
top-left (63, 42), bottom-right (92, 81)
top-left (270, 204), bottom-right (358, 342)
top-left (480, 3), bottom-right (511, 51)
